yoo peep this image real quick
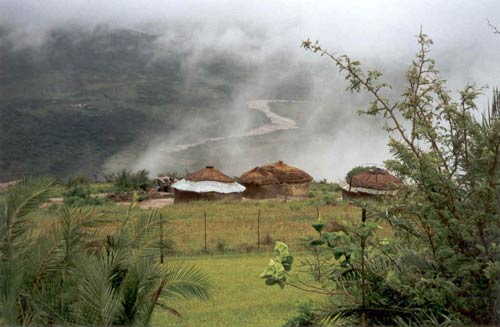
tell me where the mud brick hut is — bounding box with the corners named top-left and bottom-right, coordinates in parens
top-left (261, 160), bottom-right (313, 197)
top-left (239, 167), bottom-right (280, 199)
top-left (341, 167), bottom-right (403, 200)
top-left (171, 166), bottom-right (245, 203)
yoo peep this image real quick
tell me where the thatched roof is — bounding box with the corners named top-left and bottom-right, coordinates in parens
top-left (186, 166), bottom-right (234, 183)
top-left (239, 167), bottom-right (280, 186)
top-left (348, 168), bottom-right (403, 190)
top-left (261, 161), bottom-right (313, 184)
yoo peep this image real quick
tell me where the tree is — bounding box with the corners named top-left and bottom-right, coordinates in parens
top-left (0, 177), bottom-right (211, 326)
top-left (263, 31), bottom-right (500, 325)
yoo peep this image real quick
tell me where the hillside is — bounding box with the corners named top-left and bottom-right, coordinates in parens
top-left (0, 24), bottom-right (299, 181)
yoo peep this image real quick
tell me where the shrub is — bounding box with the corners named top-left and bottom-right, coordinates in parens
top-left (0, 178), bottom-right (211, 326)
top-left (113, 169), bottom-right (151, 192)
top-left (264, 32), bottom-right (500, 326)
top-left (63, 175), bottom-right (108, 207)
top-left (66, 175), bottom-right (90, 188)
top-left (283, 302), bottom-right (320, 327)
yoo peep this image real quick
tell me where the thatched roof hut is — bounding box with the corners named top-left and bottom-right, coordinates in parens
top-left (261, 161), bottom-right (313, 184)
top-left (341, 167), bottom-right (403, 200)
top-left (239, 167), bottom-right (280, 199)
top-left (172, 166), bottom-right (245, 203)
top-left (261, 161), bottom-right (313, 197)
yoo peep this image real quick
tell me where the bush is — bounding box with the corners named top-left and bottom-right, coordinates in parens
top-left (66, 175), bottom-right (90, 188)
top-left (113, 169), bottom-right (151, 192)
top-left (265, 32), bottom-right (500, 325)
top-left (64, 175), bottom-right (108, 207)
top-left (283, 302), bottom-right (320, 327)
top-left (0, 179), bottom-right (211, 326)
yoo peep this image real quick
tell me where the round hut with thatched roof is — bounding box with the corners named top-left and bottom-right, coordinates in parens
top-left (239, 167), bottom-right (280, 199)
top-left (261, 160), bottom-right (313, 197)
top-left (172, 166), bottom-right (245, 203)
top-left (341, 167), bottom-right (403, 200)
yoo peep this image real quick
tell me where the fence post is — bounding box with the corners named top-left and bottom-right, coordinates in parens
top-left (257, 209), bottom-right (261, 249)
top-left (160, 213), bottom-right (164, 264)
top-left (361, 208), bottom-right (367, 327)
top-left (204, 210), bottom-right (207, 253)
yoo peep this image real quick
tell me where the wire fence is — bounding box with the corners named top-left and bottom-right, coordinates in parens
top-left (159, 208), bottom-right (319, 257)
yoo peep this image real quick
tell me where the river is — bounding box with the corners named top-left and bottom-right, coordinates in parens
top-left (165, 100), bottom-right (302, 153)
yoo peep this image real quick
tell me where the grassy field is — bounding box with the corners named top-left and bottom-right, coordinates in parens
top-left (2, 181), bottom-right (392, 326)
top-left (152, 253), bottom-right (323, 327)
top-left (29, 182), bottom-right (367, 255)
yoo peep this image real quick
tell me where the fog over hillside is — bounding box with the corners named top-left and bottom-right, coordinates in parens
top-left (1, 1), bottom-right (499, 181)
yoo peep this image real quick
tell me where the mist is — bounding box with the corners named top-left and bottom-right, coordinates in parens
top-left (1, 0), bottom-right (499, 182)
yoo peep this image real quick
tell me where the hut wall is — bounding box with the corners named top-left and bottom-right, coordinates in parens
top-left (242, 184), bottom-right (279, 199)
top-left (280, 182), bottom-right (310, 197)
top-left (174, 189), bottom-right (242, 204)
top-left (341, 189), bottom-right (386, 201)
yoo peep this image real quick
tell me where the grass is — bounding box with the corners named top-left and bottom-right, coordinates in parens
top-left (161, 198), bottom-right (359, 254)
top-left (29, 182), bottom-right (392, 255)
top-left (152, 252), bottom-right (323, 327)
top-left (11, 181), bottom-right (393, 326)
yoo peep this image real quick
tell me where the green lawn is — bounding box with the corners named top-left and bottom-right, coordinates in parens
top-left (152, 253), bottom-right (322, 327)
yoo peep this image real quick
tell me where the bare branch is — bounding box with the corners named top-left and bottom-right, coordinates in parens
top-left (487, 19), bottom-right (500, 34)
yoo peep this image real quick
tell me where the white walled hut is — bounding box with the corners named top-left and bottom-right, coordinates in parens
top-left (341, 167), bottom-right (404, 200)
top-left (171, 166), bottom-right (245, 203)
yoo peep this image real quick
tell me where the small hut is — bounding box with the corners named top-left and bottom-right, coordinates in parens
top-left (239, 167), bottom-right (280, 199)
top-left (261, 161), bottom-right (313, 197)
top-left (153, 176), bottom-right (176, 192)
top-left (341, 167), bottom-right (403, 200)
top-left (171, 166), bottom-right (245, 203)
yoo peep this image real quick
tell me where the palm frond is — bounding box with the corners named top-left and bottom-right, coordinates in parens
top-left (1, 177), bottom-right (57, 260)
top-left (161, 263), bottom-right (212, 301)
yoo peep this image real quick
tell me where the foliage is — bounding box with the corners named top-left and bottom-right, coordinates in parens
top-left (0, 177), bottom-right (211, 326)
top-left (112, 169), bottom-right (151, 192)
top-left (66, 175), bottom-right (91, 188)
top-left (283, 301), bottom-right (321, 327)
top-left (64, 175), bottom-right (108, 206)
top-left (260, 242), bottom-right (294, 289)
top-left (264, 31), bottom-right (500, 326)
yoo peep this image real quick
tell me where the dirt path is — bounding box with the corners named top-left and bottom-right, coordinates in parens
top-left (166, 100), bottom-right (302, 153)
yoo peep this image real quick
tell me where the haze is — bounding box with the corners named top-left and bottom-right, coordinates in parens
top-left (1, 0), bottom-right (499, 181)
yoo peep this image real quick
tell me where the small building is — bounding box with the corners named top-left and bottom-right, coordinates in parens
top-left (261, 160), bottom-right (313, 197)
top-left (171, 166), bottom-right (245, 203)
top-left (341, 167), bottom-right (403, 200)
top-left (239, 167), bottom-right (280, 199)
top-left (153, 176), bottom-right (176, 192)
